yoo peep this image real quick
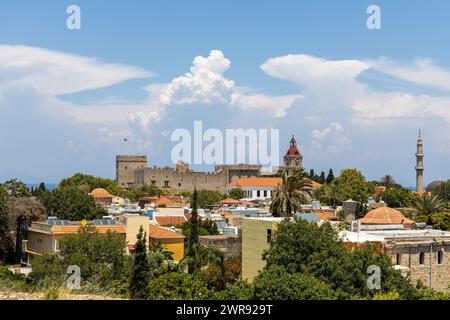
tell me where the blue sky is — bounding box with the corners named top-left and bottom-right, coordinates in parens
top-left (0, 0), bottom-right (450, 187)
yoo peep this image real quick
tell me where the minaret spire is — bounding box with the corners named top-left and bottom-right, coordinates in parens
top-left (416, 129), bottom-right (424, 193)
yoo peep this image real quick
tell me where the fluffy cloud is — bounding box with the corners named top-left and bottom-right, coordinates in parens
top-left (310, 122), bottom-right (351, 156)
top-left (370, 57), bottom-right (450, 93)
top-left (231, 93), bottom-right (303, 118)
top-left (0, 45), bottom-right (152, 96)
top-left (159, 50), bottom-right (235, 106)
top-left (261, 54), bottom-right (370, 87)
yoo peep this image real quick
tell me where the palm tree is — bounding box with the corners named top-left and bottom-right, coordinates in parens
top-left (316, 182), bottom-right (342, 208)
top-left (270, 168), bottom-right (312, 217)
top-left (412, 194), bottom-right (445, 220)
top-left (149, 240), bottom-right (173, 261)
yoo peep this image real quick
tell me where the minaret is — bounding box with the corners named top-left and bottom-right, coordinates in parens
top-left (415, 129), bottom-right (424, 193)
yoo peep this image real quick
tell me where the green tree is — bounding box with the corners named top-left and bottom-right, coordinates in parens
top-left (326, 169), bottom-right (335, 184)
top-left (262, 218), bottom-right (417, 299)
top-left (314, 182), bottom-right (342, 208)
top-left (2, 179), bottom-right (31, 197)
top-left (183, 189), bottom-right (225, 275)
top-left (412, 194), bottom-right (445, 222)
top-left (228, 188), bottom-right (245, 200)
top-left (0, 185), bottom-right (12, 264)
top-left (318, 171), bottom-right (326, 184)
top-left (196, 190), bottom-right (225, 208)
top-left (182, 219), bottom-right (219, 237)
top-left (41, 186), bottom-right (105, 221)
top-left (252, 266), bottom-right (338, 300)
top-left (335, 169), bottom-right (370, 201)
top-left (434, 179), bottom-right (450, 203)
top-left (147, 272), bottom-right (211, 300)
top-left (270, 168), bottom-right (312, 217)
top-left (130, 226), bottom-right (150, 299)
top-left (381, 186), bottom-right (417, 208)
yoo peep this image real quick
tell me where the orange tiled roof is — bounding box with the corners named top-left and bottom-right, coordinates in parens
top-left (314, 210), bottom-right (339, 221)
top-left (228, 177), bottom-right (282, 187)
top-left (90, 188), bottom-right (114, 198)
top-left (154, 215), bottom-right (187, 226)
top-left (219, 198), bottom-right (241, 205)
top-left (50, 224), bottom-right (126, 235)
top-left (228, 177), bottom-right (321, 188)
top-left (149, 224), bottom-right (185, 239)
top-left (306, 179), bottom-right (322, 188)
top-left (358, 207), bottom-right (415, 225)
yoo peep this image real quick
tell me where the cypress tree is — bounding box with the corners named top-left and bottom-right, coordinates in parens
top-left (130, 225), bottom-right (150, 299)
top-left (308, 169), bottom-right (314, 179)
top-left (0, 185), bottom-right (11, 264)
top-left (319, 171), bottom-right (326, 184)
top-left (185, 188), bottom-right (201, 273)
top-left (326, 169), bottom-right (335, 184)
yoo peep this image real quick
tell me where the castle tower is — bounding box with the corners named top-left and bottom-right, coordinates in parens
top-left (415, 130), bottom-right (424, 193)
top-left (116, 155), bottom-right (148, 189)
top-left (283, 135), bottom-right (303, 173)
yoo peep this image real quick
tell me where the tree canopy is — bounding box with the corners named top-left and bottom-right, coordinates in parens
top-left (41, 186), bottom-right (105, 221)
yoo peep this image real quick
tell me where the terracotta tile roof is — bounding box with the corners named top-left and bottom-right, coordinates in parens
top-left (149, 224), bottom-right (185, 239)
top-left (219, 198), bottom-right (241, 205)
top-left (154, 215), bottom-right (187, 226)
top-left (314, 210), bottom-right (339, 221)
top-left (228, 177), bottom-right (321, 189)
top-left (90, 188), bottom-right (114, 198)
top-left (50, 224), bottom-right (126, 235)
top-left (228, 177), bottom-right (282, 187)
top-left (358, 207), bottom-right (415, 225)
top-left (374, 186), bottom-right (387, 193)
top-left (307, 179), bottom-right (322, 188)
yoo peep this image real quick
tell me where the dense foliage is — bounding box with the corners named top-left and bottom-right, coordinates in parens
top-left (228, 188), bottom-right (245, 200)
top-left (0, 186), bottom-right (12, 263)
top-left (1, 179), bottom-right (31, 198)
top-left (41, 186), bottom-right (106, 220)
top-left (262, 218), bottom-right (419, 299)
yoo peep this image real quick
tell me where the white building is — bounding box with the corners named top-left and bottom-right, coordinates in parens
top-left (227, 177), bottom-right (282, 200)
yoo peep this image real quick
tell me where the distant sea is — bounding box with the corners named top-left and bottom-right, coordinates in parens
top-left (26, 183), bottom-right (57, 191)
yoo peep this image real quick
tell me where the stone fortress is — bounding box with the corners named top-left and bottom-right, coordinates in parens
top-left (116, 135), bottom-right (305, 194)
top-left (116, 156), bottom-right (263, 194)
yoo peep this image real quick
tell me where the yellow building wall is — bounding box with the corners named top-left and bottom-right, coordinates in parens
top-left (121, 215), bottom-right (150, 250)
top-left (242, 218), bottom-right (279, 281)
top-left (151, 238), bottom-right (184, 262)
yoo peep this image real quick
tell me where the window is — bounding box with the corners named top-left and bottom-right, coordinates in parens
top-left (151, 180), bottom-right (156, 186)
top-left (164, 180), bottom-right (170, 188)
top-left (396, 253), bottom-right (402, 265)
top-left (438, 250), bottom-right (444, 265)
top-left (267, 229), bottom-right (272, 243)
top-left (257, 190), bottom-right (261, 198)
top-left (419, 252), bottom-right (425, 265)
top-left (264, 190), bottom-right (267, 198)
top-left (125, 166), bottom-right (128, 170)
top-left (178, 183), bottom-right (181, 187)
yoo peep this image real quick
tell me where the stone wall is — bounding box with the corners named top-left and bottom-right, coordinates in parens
top-left (134, 166), bottom-right (229, 193)
top-left (116, 155), bottom-right (147, 188)
top-left (386, 240), bottom-right (450, 291)
top-left (200, 235), bottom-right (242, 258)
